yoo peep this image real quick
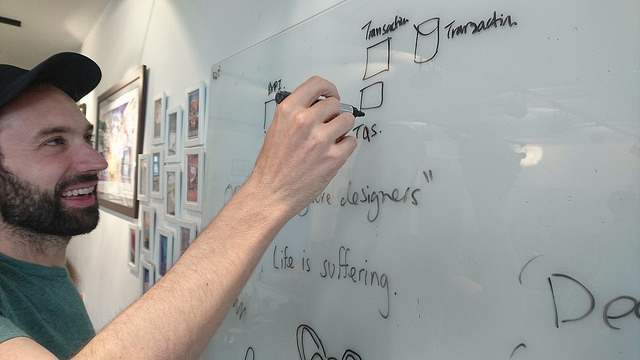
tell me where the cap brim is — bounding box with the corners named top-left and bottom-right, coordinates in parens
top-left (0, 52), bottom-right (101, 109)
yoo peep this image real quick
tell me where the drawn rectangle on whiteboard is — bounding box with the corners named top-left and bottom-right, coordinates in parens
top-left (363, 37), bottom-right (391, 80)
top-left (264, 99), bottom-right (276, 132)
top-left (360, 81), bottom-right (384, 109)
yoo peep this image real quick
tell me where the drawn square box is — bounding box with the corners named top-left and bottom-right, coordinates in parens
top-left (363, 37), bottom-right (391, 80)
top-left (360, 81), bottom-right (384, 109)
top-left (264, 98), bottom-right (276, 132)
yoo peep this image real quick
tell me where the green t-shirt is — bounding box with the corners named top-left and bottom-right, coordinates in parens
top-left (0, 252), bottom-right (95, 359)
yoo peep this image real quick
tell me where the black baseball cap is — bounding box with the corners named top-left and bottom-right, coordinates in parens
top-left (0, 52), bottom-right (101, 110)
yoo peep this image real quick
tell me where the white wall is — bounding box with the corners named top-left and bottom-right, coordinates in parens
top-left (66, 0), bottom-right (342, 337)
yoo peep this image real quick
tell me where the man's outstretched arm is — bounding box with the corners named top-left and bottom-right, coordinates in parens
top-left (70, 76), bottom-right (356, 360)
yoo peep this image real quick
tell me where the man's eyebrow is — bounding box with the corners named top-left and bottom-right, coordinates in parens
top-left (31, 124), bottom-right (95, 143)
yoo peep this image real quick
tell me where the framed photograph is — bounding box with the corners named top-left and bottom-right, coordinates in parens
top-left (165, 105), bottom-right (182, 163)
top-left (184, 81), bottom-right (206, 147)
top-left (156, 227), bottom-right (175, 279)
top-left (96, 65), bottom-right (147, 218)
top-left (127, 223), bottom-right (140, 273)
top-left (140, 205), bottom-right (156, 259)
top-left (164, 164), bottom-right (181, 222)
top-left (150, 147), bottom-right (163, 200)
top-left (140, 261), bottom-right (155, 294)
top-left (176, 219), bottom-right (197, 257)
top-left (151, 92), bottom-right (167, 145)
top-left (137, 153), bottom-right (151, 202)
top-left (182, 146), bottom-right (204, 212)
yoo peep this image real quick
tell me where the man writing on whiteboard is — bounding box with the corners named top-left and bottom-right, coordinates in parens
top-left (0, 52), bottom-right (357, 359)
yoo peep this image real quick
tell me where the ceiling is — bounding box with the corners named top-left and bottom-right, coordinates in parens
top-left (0, 0), bottom-right (111, 69)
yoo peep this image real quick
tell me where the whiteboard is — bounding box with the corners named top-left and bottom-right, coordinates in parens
top-left (203, 0), bottom-right (640, 358)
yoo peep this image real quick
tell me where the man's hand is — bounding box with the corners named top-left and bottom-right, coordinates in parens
top-left (249, 76), bottom-right (358, 218)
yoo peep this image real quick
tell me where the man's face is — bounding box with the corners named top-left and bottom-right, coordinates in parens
top-left (0, 85), bottom-right (108, 237)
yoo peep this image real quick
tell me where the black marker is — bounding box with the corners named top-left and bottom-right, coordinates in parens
top-left (275, 90), bottom-right (365, 117)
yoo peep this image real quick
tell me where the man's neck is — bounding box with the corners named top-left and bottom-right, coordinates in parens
top-left (0, 224), bottom-right (69, 268)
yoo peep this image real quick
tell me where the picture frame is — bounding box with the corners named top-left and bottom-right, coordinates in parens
top-left (176, 219), bottom-right (197, 257)
top-left (140, 261), bottom-right (155, 294)
top-left (151, 92), bottom-right (167, 145)
top-left (182, 146), bottom-right (205, 212)
top-left (96, 65), bottom-right (147, 218)
top-left (165, 105), bottom-right (182, 163)
top-left (156, 227), bottom-right (175, 280)
top-left (137, 153), bottom-right (151, 202)
top-left (163, 164), bottom-right (181, 222)
top-left (127, 223), bottom-right (140, 274)
top-left (150, 147), bottom-right (164, 200)
top-left (140, 205), bottom-right (156, 259)
top-left (184, 81), bottom-right (206, 147)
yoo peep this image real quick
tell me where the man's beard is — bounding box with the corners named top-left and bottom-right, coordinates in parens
top-left (0, 164), bottom-right (100, 238)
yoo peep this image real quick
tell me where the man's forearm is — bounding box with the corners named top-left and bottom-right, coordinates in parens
top-left (75, 180), bottom-right (289, 360)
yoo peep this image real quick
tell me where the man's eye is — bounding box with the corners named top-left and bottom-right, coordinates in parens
top-left (85, 135), bottom-right (95, 145)
top-left (45, 138), bottom-right (62, 146)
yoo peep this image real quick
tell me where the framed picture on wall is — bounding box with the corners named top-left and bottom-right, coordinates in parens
top-left (151, 92), bottom-right (167, 145)
top-left (140, 261), bottom-right (155, 295)
top-left (127, 223), bottom-right (140, 274)
top-left (176, 219), bottom-right (197, 257)
top-left (137, 153), bottom-right (151, 202)
top-left (139, 205), bottom-right (156, 259)
top-left (155, 227), bottom-right (175, 280)
top-left (95, 65), bottom-right (147, 218)
top-left (164, 164), bottom-right (181, 222)
top-left (182, 146), bottom-right (204, 212)
top-left (184, 81), bottom-right (206, 147)
top-left (165, 105), bottom-right (182, 163)
top-left (150, 147), bottom-right (163, 200)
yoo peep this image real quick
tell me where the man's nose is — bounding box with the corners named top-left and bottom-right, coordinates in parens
top-left (74, 141), bottom-right (109, 173)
